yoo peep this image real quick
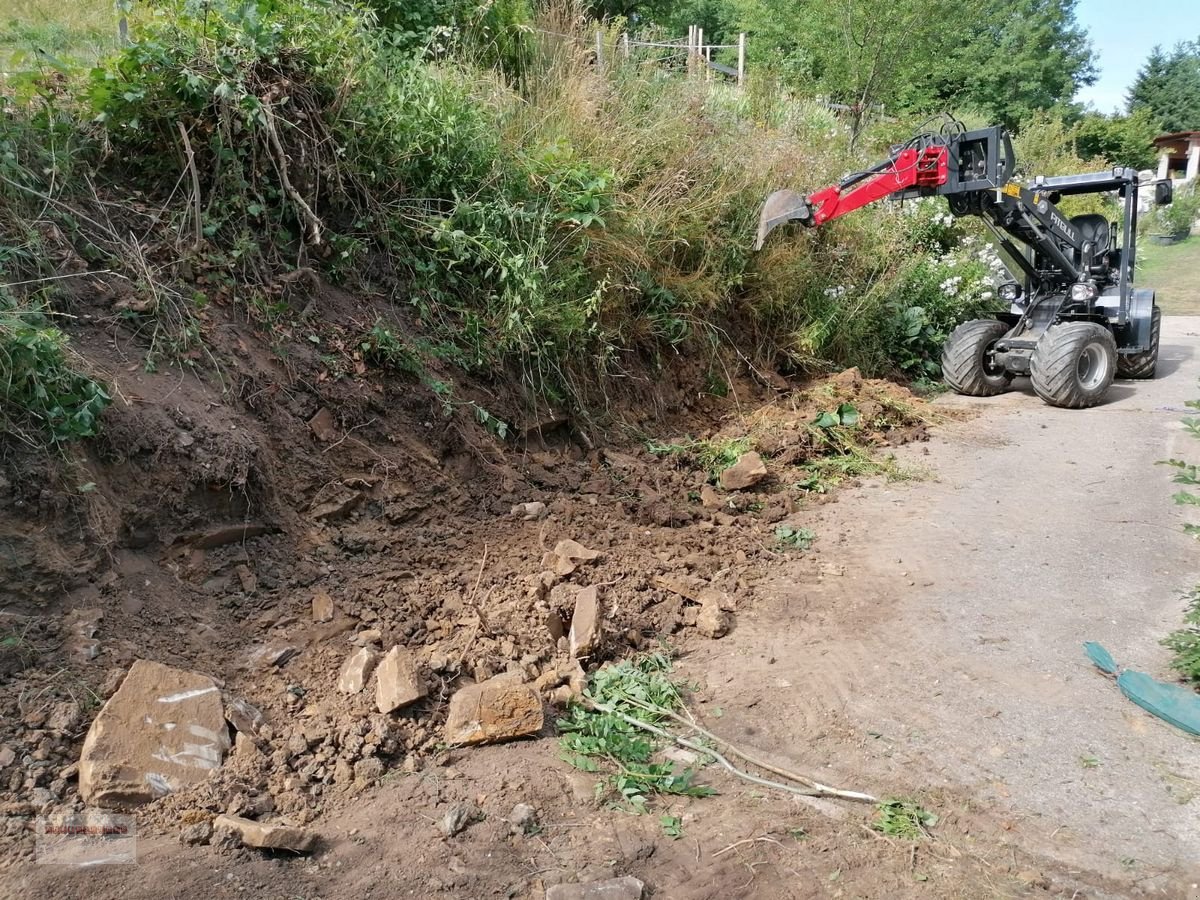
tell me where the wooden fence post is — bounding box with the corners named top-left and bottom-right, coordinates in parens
top-left (737, 33), bottom-right (746, 87)
top-left (595, 30), bottom-right (603, 68)
top-left (697, 28), bottom-right (704, 80)
top-left (622, 32), bottom-right (630, 60)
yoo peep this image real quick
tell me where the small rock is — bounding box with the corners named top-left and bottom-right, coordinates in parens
top-left (509, 803), bottom-right (538, 835)
top-left (354, 629), bottom-right (382, 646)
top-left (428, 651), bottom-right (450, 673)
top-left (337, 647), bottom-right (379, 694)
top-left (439, 801), bottom-right (477, 837)
top-left (696, 602), bottom-right (731, 639)
top-left (308, 408), bottom-right (339, 442)
top-left (311, 590), bottom-right (335, 623)
top-left (699, 484), bottom-right (721, 510)
top-left (444, 675), bottom-right (544, 746)
top-left (249, 644), bottom-right (299, 669)
top-left (180, 821), bottom-right (213, 846)
top-left (568, 586), bottom-right (602, 659)
top-left (511, 501), bottom-right (548, 521)
top-left (212, 814), bottom-right (317, 853)
top-left (542, 539), bottom-right (602, 577)
top-left (719, 452), bottom-right (767, 491)
top-left (375, 647), bottom-right (426, 714)
top-left (546, 876), bottom-right (645, 900)
top-left (234, 564), bottom-right (257, 593)
top-left (46, 701), bottom-right (81, 734)
top-left (0, 746), bottom-right (14, 768)
top-left (224, 696), bottom-right (266, 737)
top-left (353, 757), bottom-right (384, 784)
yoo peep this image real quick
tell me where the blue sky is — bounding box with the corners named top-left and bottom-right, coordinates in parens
top-left (1074, 0), bottom-right (1200, 111)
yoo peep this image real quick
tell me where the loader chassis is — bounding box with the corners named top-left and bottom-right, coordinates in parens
top-left (756, 123), bottom-right (1173, 408)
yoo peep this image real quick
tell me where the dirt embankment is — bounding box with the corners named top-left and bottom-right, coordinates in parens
top-left (0, 268), bottom-right (939, 891)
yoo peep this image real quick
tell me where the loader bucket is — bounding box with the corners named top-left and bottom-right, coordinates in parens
top-left (755, 189), bottom-right (812, 250)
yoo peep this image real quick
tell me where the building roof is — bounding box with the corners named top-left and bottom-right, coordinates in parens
top-left (1153, 131), bottom-right (1200, 148)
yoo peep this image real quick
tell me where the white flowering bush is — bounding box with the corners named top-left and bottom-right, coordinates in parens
top-left (878, 200), bottom-right (1008, 378)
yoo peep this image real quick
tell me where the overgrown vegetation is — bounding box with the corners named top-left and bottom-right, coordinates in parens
top-left (0, 293), bottom-right (110, 445)
top-left (0, 0), bottom-right (1150, 447)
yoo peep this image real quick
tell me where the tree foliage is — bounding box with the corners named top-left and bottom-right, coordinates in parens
top-left (594, 0), bottom-right (1094, 129)
top-left (1128, 40), bottom-right (1200, 133)
top-left (1075, 107), bottom-right (1159, 170)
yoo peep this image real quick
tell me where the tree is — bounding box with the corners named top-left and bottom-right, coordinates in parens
top-left (1128, 40), bottom-right (1200, 133)
top-left (723, 0), bottom-right (1093, 130)
top-left (1075, 107), bottom-right (1159, 170)
top-left (947, 0), bottom-right (1096, 127)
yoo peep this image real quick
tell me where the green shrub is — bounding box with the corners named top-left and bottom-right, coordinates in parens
top-left (0, 294), bottom-right (110, 444)
top-left (1162, 587), bottom-right (1200, 684)
top-left (1154, 182), bottom-right (1200, 238)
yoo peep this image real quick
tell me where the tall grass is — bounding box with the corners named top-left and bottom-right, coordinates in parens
top-left (0, 0), bottom-right (121, 72)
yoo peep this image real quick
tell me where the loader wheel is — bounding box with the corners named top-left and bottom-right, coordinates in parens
top-left (941, 319), bottom-right (1012, 396)
top-left (1117, 305), bottom-right (1160, 379)
top-left (1030, 322), bottom-right (1117, 409)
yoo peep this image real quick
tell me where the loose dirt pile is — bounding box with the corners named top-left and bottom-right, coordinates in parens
top-left (0, 272), bottom-right (933, 874)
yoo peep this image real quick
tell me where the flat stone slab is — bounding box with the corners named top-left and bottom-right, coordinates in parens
top-left (79, 659), bottom-right (231, 808)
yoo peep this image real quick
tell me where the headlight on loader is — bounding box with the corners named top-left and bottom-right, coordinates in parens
top-left (998, 281), bottom-right (1023, 302)
top-left (1069, 281), bottom-right (1098, 303)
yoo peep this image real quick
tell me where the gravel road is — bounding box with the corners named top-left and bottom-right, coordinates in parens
top-left (698, 316), bottom-right (1200, 895)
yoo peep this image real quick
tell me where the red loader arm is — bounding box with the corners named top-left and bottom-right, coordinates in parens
top-left (754, 144), bottom-right (948, 249)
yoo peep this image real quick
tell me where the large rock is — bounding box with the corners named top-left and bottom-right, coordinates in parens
top-left (546, 876), bottom-right (645, 900)
top-left (375, 646), bottom-right (426, 713)
top-left (568, 586), bottom-right (602, 659)
top-left (337, 647), bottom-right (378, 694)
top-left (213, 814), bottom-right (317, 853)
top-left (79, 660), bottom-right (231, 808)
top-left (719, 452), bottom-right (767, 491)
top-left (444, 676), bottom-right (543, 746)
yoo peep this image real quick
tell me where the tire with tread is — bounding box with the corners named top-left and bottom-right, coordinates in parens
top-left (1030, 322), bottom-right (1117, 409)
top-left (1116, 305), bottom-right (1160, 379)
top-left (941, 318), bottom-right (1012, 396)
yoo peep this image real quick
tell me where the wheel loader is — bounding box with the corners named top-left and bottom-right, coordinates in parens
top-left (756, 119), bottom-right (1175, 408)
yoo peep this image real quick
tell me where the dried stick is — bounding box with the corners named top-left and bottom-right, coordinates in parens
top-left (620, 694), bottom-right (871, 800)
top-left (583, 698), bottom-right (876, 803)
top-left (176, 121), bottom-right (203, 250)
top-left (260, 100), bottom-right (324, 246)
